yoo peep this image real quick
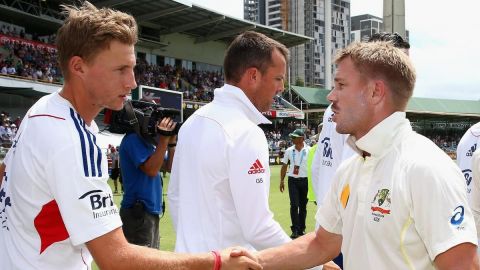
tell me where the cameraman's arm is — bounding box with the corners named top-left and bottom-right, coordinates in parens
top-left (139, 118), bottom-right (175, 177)
top-left (166, 135), bottom-right (176, 173)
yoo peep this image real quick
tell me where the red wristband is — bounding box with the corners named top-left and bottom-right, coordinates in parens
top-left (211, 250), bottom-right (221, 270)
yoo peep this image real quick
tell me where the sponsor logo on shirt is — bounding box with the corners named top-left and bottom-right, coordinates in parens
top-left (79, 190), bottom-right (118, 219)
top-left (450, 205), bottom-right (466, 230)
top-left (328, 113), bottom-right (334, 123)
top-left (248, 159), bottom-right (265, 174)
top-left (371, 189), bottom-right (391, 222)
top-left (321, 137), bottom-right (333, 162)
top-left (462, 169), bottom-right (473, 194)
top-left (466, 143), bottom-right (477, 157)
top-left (340, 184), bottom-right (350, 209)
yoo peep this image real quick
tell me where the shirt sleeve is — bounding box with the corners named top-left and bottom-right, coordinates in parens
top-left (316, 162), bottom-right (345, 235)
top-left (168, 142), bottom-right (181, 231)
top-left (408, 156), bottom-right (478, 261)
top-left (282, 148), bottom-right (290, 165)
top-left (228, 127), bottom-right (291, 250)
top-left (45, 138), bottom-right (121, 246)
top-left (470, 150), bottom-right (480, 240)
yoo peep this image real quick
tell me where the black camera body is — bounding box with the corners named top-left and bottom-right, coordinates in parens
top-left (109, 100), bottom-right (182, 145)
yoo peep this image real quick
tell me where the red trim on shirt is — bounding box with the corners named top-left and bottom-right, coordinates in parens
top-left (34, 200), bottom-right (70, 254)
top-left (28, 114), bottom-right (66, 120)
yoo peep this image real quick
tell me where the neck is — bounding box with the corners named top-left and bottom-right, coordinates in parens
top-left (295, 143), bottom-right (303, 151)
top-left (60, 83), bottom-right (99, 124)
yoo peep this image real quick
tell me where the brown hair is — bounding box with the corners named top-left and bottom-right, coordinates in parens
top-left (224, 31), bottom-right (289, 84)
top-left (56, 1), bottom-right (138, 80)
top-left (335, 42), bottom-right (416, 110)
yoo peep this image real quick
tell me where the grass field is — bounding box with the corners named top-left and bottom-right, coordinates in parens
top-left (93, 165), bottom-right (318, 269)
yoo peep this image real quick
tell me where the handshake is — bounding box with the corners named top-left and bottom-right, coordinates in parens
top-left (215, 247), bottom-right (262, 270)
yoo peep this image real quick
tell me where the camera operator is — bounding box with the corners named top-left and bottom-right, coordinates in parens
top-left (119, 117), bottom-right (176, 249)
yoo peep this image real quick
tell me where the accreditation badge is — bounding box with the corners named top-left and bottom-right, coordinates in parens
top-left (293, 165), bottom-right (300, 175)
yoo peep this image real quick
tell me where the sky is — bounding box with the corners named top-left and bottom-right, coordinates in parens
top-left (191, 0), bottom-right (480, 101)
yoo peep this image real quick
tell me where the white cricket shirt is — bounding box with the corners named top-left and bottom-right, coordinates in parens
top-left (317, 112), bottom-right (477, 270)
top-left (470, 150), bottom-right (480, 240)
top-left (168, 84), bottom-right (290, 253)
top-left (282, 144), bottom-right (310, 178)
top-left (457, 122), bottom-right (480, 201)
top-left (0, 92), bottom-right (121, 269)
top-left (311, 105), bottom-right (355, 206)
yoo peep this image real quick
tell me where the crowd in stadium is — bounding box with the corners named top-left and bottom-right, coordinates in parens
top-left (0, 112), bottom-right (20, 146)
top-left (0, 22), bottom-right (470, 157)
top-left (0, 30), bottom-right (62, 83)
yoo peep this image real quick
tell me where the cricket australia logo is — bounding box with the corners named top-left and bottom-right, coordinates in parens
top-left (371, 188), bottom-right (391, 222)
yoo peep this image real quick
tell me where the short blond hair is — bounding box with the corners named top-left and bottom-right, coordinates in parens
top-left (335, 41), bottom-right (416, 110)
top-left (56, 1), bottom-right (138, 80)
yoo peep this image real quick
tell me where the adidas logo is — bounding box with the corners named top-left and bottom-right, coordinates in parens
top-left (248, 159), bottom-right (265, 174)
top-left (466, 144), bottom-right (477, 157)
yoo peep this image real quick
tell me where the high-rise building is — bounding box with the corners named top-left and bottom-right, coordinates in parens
top-left (244, 0), bottom-right (351, 88)
top-left (244, 0), bottom-right (266, 25)
top-left (351, 14), bottom-right (383, 42)
top-left (351, 14), bottom-right (409, 43)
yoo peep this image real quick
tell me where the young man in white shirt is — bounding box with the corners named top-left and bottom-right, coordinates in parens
top-left (257, 41), bottom-right (478, 269)
top-left (280, 129), bottom-right (310, 239)
top-left (169, 31), bottom-right (291, 253)
top-left (0, 2), bottom-right (260, 269)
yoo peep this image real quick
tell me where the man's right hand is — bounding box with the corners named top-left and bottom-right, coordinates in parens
top-left (279, 180), bottom-right (285, 193)
top-left (223, 247), bottom-right (262, 270)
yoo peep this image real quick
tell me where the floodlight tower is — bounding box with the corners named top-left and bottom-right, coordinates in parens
top-left (383, 0), bottom-right (406, 37)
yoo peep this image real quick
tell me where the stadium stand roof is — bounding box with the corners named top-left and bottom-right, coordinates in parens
top-left (2, 0), bottom-right (312, 48)
top-left (290, 86), bottom-right (480, 119)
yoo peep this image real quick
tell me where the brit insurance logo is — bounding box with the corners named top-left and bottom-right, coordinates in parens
top-left (371, 188), bottom-right (392, 222)
top-left (79, 190), bottom-right (118, 219)
top-left (450, 205), bottom-right (466, 230)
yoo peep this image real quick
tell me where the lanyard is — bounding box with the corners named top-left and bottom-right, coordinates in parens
top-left (292, 147), bottom-right (305, 166)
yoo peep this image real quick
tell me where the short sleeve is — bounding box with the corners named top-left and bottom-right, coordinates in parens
top-left (282, 148), bottom-right (290, 165)
top-left (45, 142), bottom-right (121, 246)
top-left (316, 165), bottom-right (344, 235)
top-left (408, 158), bottom-right (477, 260)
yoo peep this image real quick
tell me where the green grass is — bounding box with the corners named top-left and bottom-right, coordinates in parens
top-left (93, 165), bottom-right (317, 269)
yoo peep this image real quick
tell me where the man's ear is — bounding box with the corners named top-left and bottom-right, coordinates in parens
top-left (245, 67), bottom-right (260, 85)
top-left (69, 56), bottom-right (87, 79)
top-left (371, 80), bottom-right (386, 105)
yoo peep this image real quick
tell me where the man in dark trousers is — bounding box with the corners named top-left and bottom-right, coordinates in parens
top-left (280, 129), bottom-right (310, 239)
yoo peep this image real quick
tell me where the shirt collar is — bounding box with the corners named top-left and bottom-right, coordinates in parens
top-left (213, 83), bottom-right (271, 125)
top-left (347, 112), bottom-right (411, 158)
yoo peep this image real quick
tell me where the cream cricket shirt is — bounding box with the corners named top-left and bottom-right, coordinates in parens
top-left (317, 112), bottom-right (477, 270)
top-left (457, 122), bottom-right (480, 201)
top-left (168, 84), bottom-right (290, 253)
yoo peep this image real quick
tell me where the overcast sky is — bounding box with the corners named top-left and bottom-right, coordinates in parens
top-left (190, 0), bottom-right (480, 101)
